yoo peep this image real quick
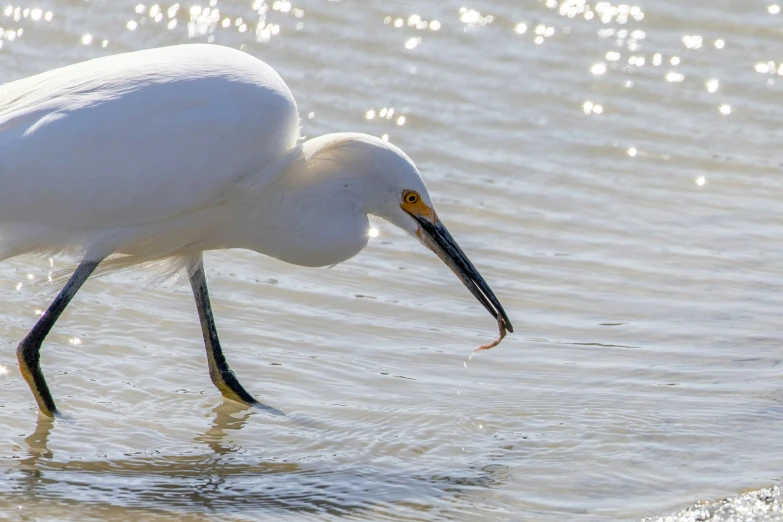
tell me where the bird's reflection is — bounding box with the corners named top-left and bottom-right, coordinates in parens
top-left (21, 414), bottom-right (54, 466)
top-left (15, 414), bottom-right (55, 501)
top-left (193, 400), bottom-right (255, 455)
top-left (10, 406), bottom-right (505, 517)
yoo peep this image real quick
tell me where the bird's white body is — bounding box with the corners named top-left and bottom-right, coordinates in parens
top-left (0, 44), bottom-right (413, 269)
top-left (3, 44), bottom-right (512, 417)
top-left (1, 44), bottom-right (298, 228)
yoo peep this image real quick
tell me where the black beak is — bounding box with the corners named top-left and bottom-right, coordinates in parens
top-left (414, 216), bottom-right (513, 334)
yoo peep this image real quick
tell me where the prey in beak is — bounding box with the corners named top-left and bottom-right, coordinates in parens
top-left (400, 190), bottom-right (513, 350)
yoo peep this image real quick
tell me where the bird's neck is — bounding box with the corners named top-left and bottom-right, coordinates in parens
top-left (230, 137), bottom-right (372, 267)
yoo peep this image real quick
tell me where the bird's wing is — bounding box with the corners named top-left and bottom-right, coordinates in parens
top-left (0, 45), bottom-right (299, 230)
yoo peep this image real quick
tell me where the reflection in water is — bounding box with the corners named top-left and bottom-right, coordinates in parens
top-left (7, 404), bottom-right (505, 519)
top-left (22, 415), bottom-right (55, 463)
top-left (16, 415), bottom-right (55, 498)
top-left (12, 416), bottom-right (55, 514)
top-left (193, 401), bottom-right (256, 455)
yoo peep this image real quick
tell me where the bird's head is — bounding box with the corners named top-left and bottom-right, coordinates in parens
top-left (303, 133), bottom-right (513, 335)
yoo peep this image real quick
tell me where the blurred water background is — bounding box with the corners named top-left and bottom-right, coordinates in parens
top-left (1, 0), bottom-right (782, 520)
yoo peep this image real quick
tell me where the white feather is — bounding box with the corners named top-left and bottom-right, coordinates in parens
top-left (0, 44), bottom-right (430, 279)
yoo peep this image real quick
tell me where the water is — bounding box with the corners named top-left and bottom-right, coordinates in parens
top-left (1, 0), bottom-right (782, 520)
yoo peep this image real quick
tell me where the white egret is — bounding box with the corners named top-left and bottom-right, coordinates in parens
top-left (0, 44), bottom-right (512, 418)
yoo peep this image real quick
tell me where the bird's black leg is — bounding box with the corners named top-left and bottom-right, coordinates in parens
top-left (17, 258), bottom-right (102, 417)
top-left (188, 255), bottom-right (282, 414)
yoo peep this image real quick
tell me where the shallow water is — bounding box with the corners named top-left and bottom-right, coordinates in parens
top-left (1, 0), bottom-right (782, 520)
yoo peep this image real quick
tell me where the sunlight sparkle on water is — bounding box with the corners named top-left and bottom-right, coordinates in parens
top-left (534, 24), bottom-right (554, 37)
top-left (695, 176), bottom-right (706, 186)
top-left (0, 5), bottom-right (53, 23)
top-left (405, 37), bottom-right (421, 50)
top-left (719, 104), bottom-right (731, 114)
top-left (272, 0), bottom-right (291, 13)
top-left (583, 101), bottom-right (603, 115)
top-left (706, 79), bottom-right (719, 92)
top-left (0, 365), bottom-right (6, 376)
top-left (755, 61), bottom-right (782, 75)
top-left (384, 13), bottom-right (437, 30)
top-left (628, 55), bottom-right (645, 66)
top-left (368, 227), bottom-right (379, 238)
top-left (370, 107), bottom-right (397, 120)
top-left (682, 34), bottom-right (702, 49)
top-left (459, 8), bottom-right (493, 27)
top-left (666, 72), bottom-right (684, 83)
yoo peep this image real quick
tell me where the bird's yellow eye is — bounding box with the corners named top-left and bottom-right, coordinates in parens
top-left (403, 191), bottom-right (419, 204)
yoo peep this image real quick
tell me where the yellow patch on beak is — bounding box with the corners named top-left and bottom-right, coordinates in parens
top-left (401, 198), bottom-right (436, 222)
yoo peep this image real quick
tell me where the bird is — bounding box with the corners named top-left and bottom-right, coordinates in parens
top-left (0, 44), bottom-right (513, 418)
